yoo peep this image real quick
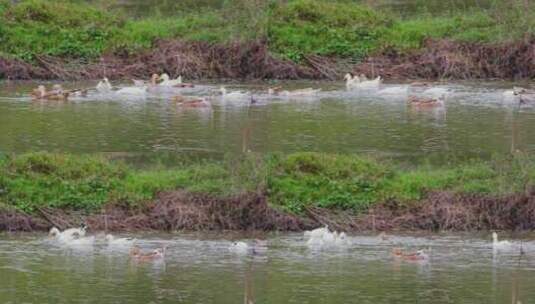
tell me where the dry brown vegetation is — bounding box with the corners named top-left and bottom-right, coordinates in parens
top-left (4, 190), bottom-right (535, 233)
top-left (353, 38), bottom-right (535, 80)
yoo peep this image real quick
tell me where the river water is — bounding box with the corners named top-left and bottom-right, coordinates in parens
top-left (1, 80), bottom-right (534, 164)
top-left (1, 232), bottom-right (534, 303)
top-left (2, 80), bottom-right (535, 302)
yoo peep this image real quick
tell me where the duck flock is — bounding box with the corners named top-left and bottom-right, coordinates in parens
top-left (47, 223), bottom-right (524, 264)
top-left (26, 72), bottom-right (535, 110)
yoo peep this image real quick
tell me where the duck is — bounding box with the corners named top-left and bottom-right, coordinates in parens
top-left (513, 87), bottom-right (535, 104)
top-left (229, 241), bottom-right (250, 254)
top-left (130, 246), bottom-right (165, 261)
top-left (31, 85), bottom-right (69, 101)
top-left (49, 224), bottom-right (87, 239)
top-left (172, 95), bottom-right (211, 108)
top-left (279, 88), bottom-right (321, 97)
top-left (345, 73), bottom-right (382, 89)
top-left (220, 87), bottom-right (249, 100)
top-left (131, 74), bottom-right (160, 87)
top-left (31, 85), bottom-right (47, 99)
top-left (96, 77), bottom-right (112, 93)
top-left (391, 248), bottom-right (429, 262)
top-left (304, 226), bottom-right (330, 239)
top-left (49, 224), bottom-right (91, 245)
top-left (402, 250), bottom-right (429, 262)
top-left (159, 73), bottom-right (181, 86)
top-left (159, 73), bottom-right (191, 87)
top-left (408, 95), bottom-right (445, 107)
top-left (344, 73), bottom-right (360, 89)
top-left (305, 226), bottom-right (348, 247)
top-left (492, 232), bottom-right (512, 251)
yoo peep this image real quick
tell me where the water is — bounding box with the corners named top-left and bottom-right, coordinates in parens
top-left (1, 81), bottom-right (535, 164)
top-left (1, 232), bottom-right (534, 303)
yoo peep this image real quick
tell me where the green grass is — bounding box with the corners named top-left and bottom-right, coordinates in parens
top-left (0, 0), bottom-right (533, 63)
top-left (1, 152), bottom-right (534, 215)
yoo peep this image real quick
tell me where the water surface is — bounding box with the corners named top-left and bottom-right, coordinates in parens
top-left (1, 232), bottom-right (534, 303)
top-left (1, 81), bottom-right (534, 165)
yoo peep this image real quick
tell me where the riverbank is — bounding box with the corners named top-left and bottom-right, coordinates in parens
top-left (0, 0), bottom-right (533, 81)
top-left (1, 152), bottom-right (534, 232)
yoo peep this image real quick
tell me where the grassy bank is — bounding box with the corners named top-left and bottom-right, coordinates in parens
top-left (1, 152), bottom-right (533, 215)
top-left (0, 0), bottom-right (532, 63)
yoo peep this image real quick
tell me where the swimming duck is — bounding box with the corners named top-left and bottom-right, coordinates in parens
top-left (49, 224), bottom-right (89, 244)
top-left (159, 73), bottom-right (185, 87)
top-left (513, 87), bottom-right (535, 104)
top-left (31, 85), bottom-right (69, 101)
top-left (229, 241), bottom-right (250, 254)
top-left (344, 73), bottom-right (360, 89)
top-left (344, 73), bottom-right (382, 89)
top-left (305, 226), bottom-right (348, 247)
top-left (492, 232), bottom-right (512, 250)
top-left (408, 95), bottom-right (445, 107)
top-left (130, 245), bottom-right (165, 261)
top-left (391, 248), bottom-right (429, 261)
top-left (31, 85), bottom-right (47, 99)
top-left (402, 250), bottom-right (429, 262)
top-left (96, 77), bottom-right (112, 93)
top-left (172, 95), bottom-right (211, 108)
top-left (105, 234), bottom-right (136, 247)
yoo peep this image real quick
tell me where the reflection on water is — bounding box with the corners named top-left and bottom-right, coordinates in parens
top-left (1, 233), bottom-right (535, 303)
top-left (1, 81), bottom-right (535, 165)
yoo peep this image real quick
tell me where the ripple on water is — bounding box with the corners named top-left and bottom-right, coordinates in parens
top-left (1, 232), bottom-right (535, 303)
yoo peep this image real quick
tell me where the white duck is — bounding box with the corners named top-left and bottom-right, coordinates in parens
top-left (344, 73), bottom-right (360, 89)
top-left (492, 232), bottom-right (512, 251)
top-left (229, 241), bottom-right (250, 254)
top-left (96, 77), bottom-right (112, 93)
top-left (159, 73), bottom-right (182, 86)
top-left (344, 73), bottom-right (382, 89)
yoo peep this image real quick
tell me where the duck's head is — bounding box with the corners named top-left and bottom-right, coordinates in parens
top-left (103, 77), bottom-right (109, 83)
top-left (343, 73), bottom-right (353, 81)
top-left (220, 87), bottom-right (227, 95)
top-left (513, 87), bottom-right (526, 95)
top-left (80, 223), bottom-right (87, 232)
top-left (49, 227), bottom-right (60, 237)
top-left (160, 73), bottom-right (170, 81)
